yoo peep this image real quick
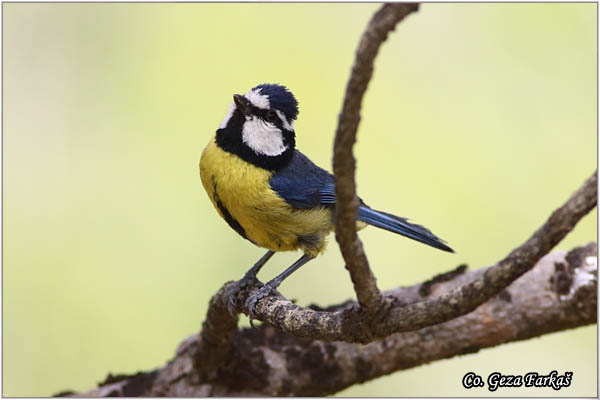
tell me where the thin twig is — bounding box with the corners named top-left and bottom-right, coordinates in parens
top-left (333, 2), bottom-right (419, 313)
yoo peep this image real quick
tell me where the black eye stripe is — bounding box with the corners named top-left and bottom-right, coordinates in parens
top-left (261, 110), bottom-right (275, 119)
top-left (258, 109), bottom-right (281, 124)
top-left (246, 104), bottom-right (275, 121)
top-left (243, 104), bottom-right (291, 131)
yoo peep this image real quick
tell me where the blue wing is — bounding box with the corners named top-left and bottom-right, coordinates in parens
top-left (270, 150), bottom-right (336, 209)
top-left (269, 150), bottom-right (453, 253)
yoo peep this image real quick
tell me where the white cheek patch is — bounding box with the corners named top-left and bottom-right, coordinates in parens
top-left (219, 102), bottom-right (236, 129)
top-left (275, 109), bottom-right (294, 131)
top-left (242, 117), bottom-right (288, 156)
top-left (244, 88), bottom-right (270, 109)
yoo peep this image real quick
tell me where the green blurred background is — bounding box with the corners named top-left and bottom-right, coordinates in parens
top-left (3, 3), bottom-right (597, 397)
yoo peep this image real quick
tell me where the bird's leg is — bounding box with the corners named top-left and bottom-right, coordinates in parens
top-left (227, 250), bottom-right (275, 316)
top-left (246, 253), bottom-right (315, 327)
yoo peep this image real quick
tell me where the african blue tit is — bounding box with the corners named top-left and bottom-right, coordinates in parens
top-left (199, 83), bottom-right (453, 319)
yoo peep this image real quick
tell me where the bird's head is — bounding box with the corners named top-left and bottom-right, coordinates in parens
top-left (215, 84), bottom-right (298, 170)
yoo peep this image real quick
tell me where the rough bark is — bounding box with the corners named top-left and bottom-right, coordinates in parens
top-left (72, 242), bottom-right (597, 397)
top-left (333, 2), bottom-right (419, 313)
top-left (58, 3), bottom-right (597, 397)
top-left (220, 171), bottom-right (596, 344)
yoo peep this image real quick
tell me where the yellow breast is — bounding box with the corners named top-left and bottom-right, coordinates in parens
top-left (199, 136), bottom-right (333, 256)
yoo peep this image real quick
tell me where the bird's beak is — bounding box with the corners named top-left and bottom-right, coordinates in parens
top-left (233, 94), bottom-right (252, 116)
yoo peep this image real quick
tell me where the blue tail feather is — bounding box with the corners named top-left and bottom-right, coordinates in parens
top-left (357, 206), bottom-right (454, 253)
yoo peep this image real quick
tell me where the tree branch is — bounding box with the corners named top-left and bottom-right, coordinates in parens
top-left (202, 170), bottom-right (597, 344)
top-left (62, 3), bottom-right (598, 396)
top-left (73, 242), bottom-right (597, 396)
top-left (333, 2), bottom-right (419, 313)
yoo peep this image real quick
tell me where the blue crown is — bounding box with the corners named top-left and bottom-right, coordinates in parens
top-left (252, 83), bottom-right (299, 121)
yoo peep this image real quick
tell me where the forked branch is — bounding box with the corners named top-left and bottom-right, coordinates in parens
top-left (221, 171), bottom-right (597, 342)
top-left (64, 3), bottom-right (597, 396)
top-left (333, 2), bottom-right (420, 313)
top-left (75, 242), bottom-right (597, 396)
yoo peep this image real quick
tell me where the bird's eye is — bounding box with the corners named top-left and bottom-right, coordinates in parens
top-left (265, 110), bottom-right (278, 123)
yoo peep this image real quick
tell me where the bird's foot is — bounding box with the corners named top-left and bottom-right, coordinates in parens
top-left (245, 283), bottom-right (281, 328)
top-left (227, 274), bottom-right (261, 317)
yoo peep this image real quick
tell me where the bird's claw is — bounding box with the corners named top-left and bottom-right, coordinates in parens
top-left (245, 284), bottom-right (279, 327)
top-left (226, 275), bottom-right (260, 317)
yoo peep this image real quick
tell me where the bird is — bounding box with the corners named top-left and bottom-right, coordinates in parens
top-left (199, 83), bottom-right (453, 322)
